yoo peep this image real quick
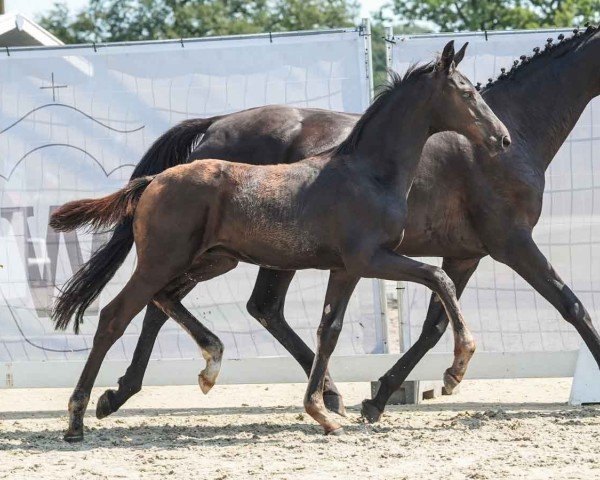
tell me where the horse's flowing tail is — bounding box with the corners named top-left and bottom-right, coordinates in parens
top-left (51, 117), bottom-right (217, 333)
top-left (50, 176), bottom-right (154, 233)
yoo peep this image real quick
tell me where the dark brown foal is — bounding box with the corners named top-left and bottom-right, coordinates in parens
top-left (52, 25), bottom-right (600, 424)
top-left (52, 41), bottom-right (510, 439)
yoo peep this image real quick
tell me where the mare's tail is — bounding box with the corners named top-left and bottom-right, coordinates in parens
top-left (51, 117), bottom-right (217, 332)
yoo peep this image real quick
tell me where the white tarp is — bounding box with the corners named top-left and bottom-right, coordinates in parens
top-left (0, 29), bottom-right (384, 367)
top-left (390, 29), bottom-right (600, 353)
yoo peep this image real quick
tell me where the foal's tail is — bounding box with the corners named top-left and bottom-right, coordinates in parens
top-left (50, 176), bottom-right (154, 233)
top-left (51, 117), bottom-right (217, 333)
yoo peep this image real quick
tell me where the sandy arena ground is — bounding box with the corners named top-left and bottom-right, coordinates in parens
top-left (1, 378), bottom-right (599, 479)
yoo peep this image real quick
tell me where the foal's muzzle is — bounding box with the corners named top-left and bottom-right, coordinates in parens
top-left (486, 133), bottom-right (512, 156)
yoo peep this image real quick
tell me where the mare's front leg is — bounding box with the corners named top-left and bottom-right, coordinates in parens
top-left (346, 248), bottom-right (476, 413)
top-left (247, 267), bottom-right (346, 416)
top-left (304, 270), bottom-right (359, 434)
top-left (64, 272), bottom-right (161, 442)
top-left (495, 230), bottom-right (600, 368)
top-left (96, 255), bottom-right (237, 419)
top-left (362, 257), bottom-right (480, 422)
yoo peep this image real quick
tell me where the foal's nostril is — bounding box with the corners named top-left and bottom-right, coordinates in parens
top-left (501, 135), bottom-right (511, 149)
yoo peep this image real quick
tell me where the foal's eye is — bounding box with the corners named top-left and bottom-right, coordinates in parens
top-left (462, 91), bottom-right (473, 99)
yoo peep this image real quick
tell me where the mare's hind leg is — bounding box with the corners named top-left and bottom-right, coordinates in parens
top-left (64, 272), bottom-right (164, 442)
top-left (247, 267), bottom-right (346, 416)
top-left (362, 257), bottom-right (480, 423)
top-left (96, 255), bottom-right (237, 419)
top-left (95, 303), bottom-right (170, 420)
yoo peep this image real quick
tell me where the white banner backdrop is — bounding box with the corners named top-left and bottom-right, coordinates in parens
top-left (389, 29), bottom-right (600, 354)
top-left (0, 28), bottom-right (384, 368)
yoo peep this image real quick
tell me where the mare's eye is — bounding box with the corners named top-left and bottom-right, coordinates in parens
top-left (462, 91), bottom-right (473, 99)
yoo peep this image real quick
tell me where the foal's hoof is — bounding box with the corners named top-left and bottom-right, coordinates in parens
top-left (325, 427), bottom-right (345, 436)
top-left (198, 373), bottom-right (215, 394)
top-left (360, 399), bottom-right (383, 424)
top-left (63, 431), bottom-right (84, 443)
top-left (443, 369), bottom-right (461, 395)
top-left (96, 389), bottom-right (117, 419)
top-left (324, 392), bottom-right (347, 417)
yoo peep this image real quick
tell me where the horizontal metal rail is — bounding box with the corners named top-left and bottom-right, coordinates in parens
top-left (0, 351), bottom-right (578, 388)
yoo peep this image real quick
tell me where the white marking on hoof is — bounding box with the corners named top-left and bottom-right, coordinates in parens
top-left (324, 304), bottom-right (331, 315)
top-left (198, 371), bottom-right (216, 394)
top-left (198, 349), bottom-right (222, 394)
top-left (443, 369), bottom-right (460, 394)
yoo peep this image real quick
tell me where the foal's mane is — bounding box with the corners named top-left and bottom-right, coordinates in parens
top-left (334, 62), bottom-right (436, 155)
top-left (481, 23), bottom-right (599, 92)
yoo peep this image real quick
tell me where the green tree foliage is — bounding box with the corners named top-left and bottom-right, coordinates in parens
top-left (38, 1), bottom-right (434, 99)
top-left (369, 8), bottom-right (429, 88)
top-left (38, 0), bottom-right (359, 44)
top-left (393, 0), bottom-right (600, 32)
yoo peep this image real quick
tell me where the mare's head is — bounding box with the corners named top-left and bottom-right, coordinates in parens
top-left (430, 41), bottom-right (511, 156)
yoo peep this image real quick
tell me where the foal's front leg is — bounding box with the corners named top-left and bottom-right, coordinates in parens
top-left (348, 248), bottom-right (476, 409)
top-left (363, 257), bottom-right (481, 422)
top-left (304, 271), bottom-right (359, 434)
top-left (247, 267), bottom-right (346, 416)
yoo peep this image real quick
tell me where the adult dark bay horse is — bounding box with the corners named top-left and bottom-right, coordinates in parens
top-left (53, 25), bottom-right (600, 423)
top-left (52, 42), bottom-right (510, 440)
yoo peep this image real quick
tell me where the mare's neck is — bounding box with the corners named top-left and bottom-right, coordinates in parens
top-left (352, 85), bottom-right (433, 194)
top-left (484, 35), bottom-right (599, 171)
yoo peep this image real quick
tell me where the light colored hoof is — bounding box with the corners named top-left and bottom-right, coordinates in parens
top-left (198, 359), bottom-right (221, 394)
top-left (198, 373), bottom-right (215, 394)
top-left (443, 369), bottom-right (461, 395)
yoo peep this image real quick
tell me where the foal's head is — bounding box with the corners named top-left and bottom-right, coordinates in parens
top-left (430, 41), bottom-right (511, 156)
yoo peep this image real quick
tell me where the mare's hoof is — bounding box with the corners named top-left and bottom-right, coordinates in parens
top-left (360, 399), bottom-right (383, 424)
top-left (63, 431), bottom-right (84, 443)
top-left (96, 389), bottom-right (117, 419)
top-left (443, 369), bottom-right (460, 395)
top-left (324, 392), bottom-right (346, 417)
top-left (325, 427), bottom-right (345, 436)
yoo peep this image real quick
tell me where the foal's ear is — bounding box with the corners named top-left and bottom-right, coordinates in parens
top-left (453, 42), bottom-right (468, 66)
top-left (437, 40), bottom-right (455, 73)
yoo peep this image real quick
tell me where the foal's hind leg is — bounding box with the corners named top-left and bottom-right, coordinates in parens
top-left (153, 290), bottom-right (225, 394)
top-left (247, 267), bottom-right (346, 416)
top-left (95, 278), bottom-right (196, 420)
top-left (64, 272), bottom-right (163, 442)
top-left (96, 255), bottom-right (237, 419)
top-left (95, 303), bottom-right (170, 420)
